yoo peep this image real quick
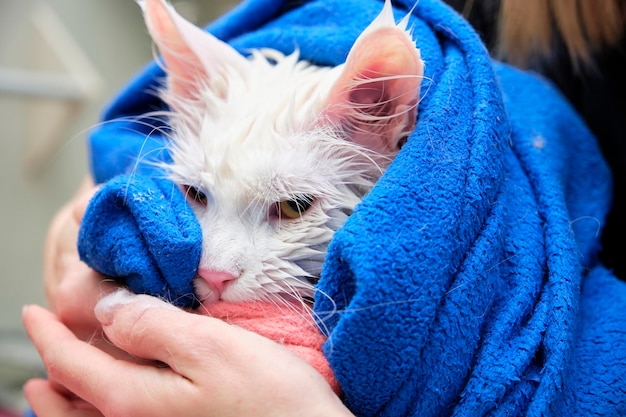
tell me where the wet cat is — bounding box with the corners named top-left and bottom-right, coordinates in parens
top-left (138, 0), bottom-right (423, 306)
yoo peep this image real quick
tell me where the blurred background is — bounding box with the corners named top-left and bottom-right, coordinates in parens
top-left (0, 0), bottom-right (238, 414)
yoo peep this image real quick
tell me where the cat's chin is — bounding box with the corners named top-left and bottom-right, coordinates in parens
top-left (193, 278), bottom-right (222, 305)
top-left (197, 293), bottom-right (221, 306)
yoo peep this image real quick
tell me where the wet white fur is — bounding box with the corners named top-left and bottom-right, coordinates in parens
top-left (139, 0), bottom-right (421, 305)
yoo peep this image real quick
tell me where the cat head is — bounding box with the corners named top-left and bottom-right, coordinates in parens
top-left (139, 0), bottom-right (423, 306)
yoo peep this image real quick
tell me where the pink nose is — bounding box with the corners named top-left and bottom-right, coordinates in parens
top-left (197, 268), bottom-right (237, 295)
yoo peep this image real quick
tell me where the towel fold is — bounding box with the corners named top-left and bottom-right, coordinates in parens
top-left (78, 175), bottom-right (201, 307)
top-left (78, 0), bottom-right (626, 415)
top-left (201, 301), bottom-right (339, 393)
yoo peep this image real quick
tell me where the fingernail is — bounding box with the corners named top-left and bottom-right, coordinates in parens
top-left (94, 288), bottom-right (137, 325)
top-left (95, 289), bottom-right (180, 325)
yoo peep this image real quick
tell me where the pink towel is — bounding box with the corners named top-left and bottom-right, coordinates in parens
top-left (200, 301), bottom-right (339, 393)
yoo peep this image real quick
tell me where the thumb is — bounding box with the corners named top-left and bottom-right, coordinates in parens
top-left (94, 289), bottom-right (234, 375)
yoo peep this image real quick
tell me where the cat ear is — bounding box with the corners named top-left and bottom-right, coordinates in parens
top-left (325, 1), bottom-right (423, 155)
top-left (138, 0), bottom-right (248, 99)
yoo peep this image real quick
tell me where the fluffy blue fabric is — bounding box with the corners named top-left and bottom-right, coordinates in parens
top-left (77, 0), bottom-right (626, 415)
top-left (78, 175), bottom-right (202, 307)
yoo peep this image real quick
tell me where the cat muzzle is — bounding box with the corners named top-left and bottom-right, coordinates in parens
top-left (196, 268), bottom-right (237, 298)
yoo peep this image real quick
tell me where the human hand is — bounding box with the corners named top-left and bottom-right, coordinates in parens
top-left (23, 289), bottom-right (353, 417)
top-left (42, 178), bottom-right (117, 340)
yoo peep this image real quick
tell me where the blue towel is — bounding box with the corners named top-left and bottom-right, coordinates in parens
top-left (78, 0), bottom-right (626, 416)
top-left (77, 175), bottom-right (202, 307)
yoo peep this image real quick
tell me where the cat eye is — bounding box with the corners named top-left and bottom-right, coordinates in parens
top-left (279, 194), bottom-right (315, 219)
top-left (183, 185), bottom-right (208, 206)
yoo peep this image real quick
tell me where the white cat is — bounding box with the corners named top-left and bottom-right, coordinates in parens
top-left (138, 0), bottom-right (423, 306)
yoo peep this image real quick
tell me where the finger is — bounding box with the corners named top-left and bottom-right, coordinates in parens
top-left (23, 304), bottom-right (131, 385)
top-left (49, 270), bottom-right (134, 365)
top-left (95, 289), bottom-right (241, 375)
top-left (23, 304), bottom-right (191, 416)
top-left (43, 202), bottom-right (80, 297)
top-left (24, 379), bottom-right (103, 417)
top-left (52, 262), bottom-right (116, 333)
top-left (71, 177), bottom-right (98, 223)
top-left (43, 176), bottom-right (98, 306)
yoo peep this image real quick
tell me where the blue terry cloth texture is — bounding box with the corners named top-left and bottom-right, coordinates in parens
top-left (78, 175), bottom-right (202, 307)
top-left (77, 0), bottom-right (626, 416)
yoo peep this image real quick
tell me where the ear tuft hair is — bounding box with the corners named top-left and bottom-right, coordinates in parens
top-left (139, 0), bottom-right (249, 100)
top-left (324, 0), bottom-right (423, 155)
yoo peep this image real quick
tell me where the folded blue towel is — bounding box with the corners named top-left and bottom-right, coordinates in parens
top-left (78, 175), bottom-right (201, 307)
top-left (78, 0), bottom-right (626, 416)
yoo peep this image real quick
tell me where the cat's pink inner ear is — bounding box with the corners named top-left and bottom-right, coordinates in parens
top-left (326, 28), bottom-right (423, 155)
top-left (141, 0), bottom-right (208, 99)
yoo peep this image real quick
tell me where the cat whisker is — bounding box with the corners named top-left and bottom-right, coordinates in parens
top-left (267, 292), bottom-right (320, 333)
